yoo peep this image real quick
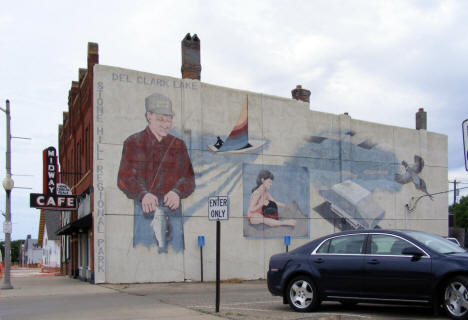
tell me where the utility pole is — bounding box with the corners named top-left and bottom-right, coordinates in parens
top-left (1, 99), bottom-right (14, 290)
top-left (454, 180), bottom-right (458, 205)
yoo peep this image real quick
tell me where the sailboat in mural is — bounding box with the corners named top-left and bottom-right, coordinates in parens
top-left (208, 96), bottom-right (265, 154)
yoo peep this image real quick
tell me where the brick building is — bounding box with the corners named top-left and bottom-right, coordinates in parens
top-left (55, 43), bottom-right (97, 281)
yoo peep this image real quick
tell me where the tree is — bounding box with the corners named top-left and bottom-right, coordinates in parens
top-left (11, 240), bottom-right (22, 263)
top-left (0, 240), bottom-right (22, 264)
top-left (451, 196), bottom-right (468, 231)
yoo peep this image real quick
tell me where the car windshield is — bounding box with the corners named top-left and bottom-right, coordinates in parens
top-left (401, 230), bottom-right (465, 254)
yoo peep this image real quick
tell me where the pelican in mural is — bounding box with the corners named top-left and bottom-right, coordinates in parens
top-left (208, 96), bottom-right (265, 154)
top-left (395, 155), bottom-right (433, 200)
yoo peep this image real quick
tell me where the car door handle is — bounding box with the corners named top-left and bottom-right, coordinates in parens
top-left (367, 259), bottom-right (380, 265)
top-left (314, 258), bottom-right (325, 264)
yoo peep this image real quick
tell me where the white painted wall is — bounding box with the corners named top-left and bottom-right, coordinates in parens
top-left (43, 225), bottom-right (61, 268)
top-left (94, 65), bottom-right (448, 283)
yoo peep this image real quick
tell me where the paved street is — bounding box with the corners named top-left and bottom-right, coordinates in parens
top-left (0, 268), bottom-right (450, 320)
top-left (105, 281), bottom-right (443, 320)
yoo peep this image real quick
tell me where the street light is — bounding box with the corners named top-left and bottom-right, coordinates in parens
top-left (1, 99), bottom-right (13, 290)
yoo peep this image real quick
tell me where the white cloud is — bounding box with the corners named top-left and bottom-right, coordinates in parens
top-left (1, 0), bottom-right (468, 239)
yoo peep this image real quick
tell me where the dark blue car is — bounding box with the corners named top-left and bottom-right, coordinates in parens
top-left (267, 229), bottom-right (468, 319)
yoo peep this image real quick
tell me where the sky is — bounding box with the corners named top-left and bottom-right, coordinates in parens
top-left (1, 0), bottom-right (468, 241)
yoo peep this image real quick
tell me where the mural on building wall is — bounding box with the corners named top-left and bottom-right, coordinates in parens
top-left (93, 66), bottom-right (445, 284)
top-left (318, 180), bottom-right (385, 230)
top-left (117, 93), bottom-right (195, 253)
top-left (111, 80), bottom-right (430, 250)
top-left (201, 97), bottom-right (414, 235)
top-left (208, 96), bottom-right (265, 154)
top-left (243, 164), bottom-right (310, 238)
top-left (285, 129), bottom-right (404, 231)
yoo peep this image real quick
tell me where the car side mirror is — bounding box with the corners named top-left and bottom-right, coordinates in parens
top-left (402, 247), bottom-right (424, 257)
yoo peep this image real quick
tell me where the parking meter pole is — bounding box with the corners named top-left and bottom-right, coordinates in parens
top-left (284, 236), bottom-right (291, 253)
top-left (200, 245), bottom-right (203, 282)
top-left (197, 236), bottom-right (205, 282)
top-left (216, 220), bottom-right (220, 312)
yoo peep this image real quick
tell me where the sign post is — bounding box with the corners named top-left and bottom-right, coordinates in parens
top-left (463, 119), bottom-right (468, 171)
top-left (208, 196), bottom-right (229, 313)
top-left (216, 220), bottom-right (220, 312)
top-left (208, 196), bottom-right (229, 221)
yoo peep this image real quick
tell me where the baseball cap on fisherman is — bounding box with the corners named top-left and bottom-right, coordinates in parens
top-left (145, 93), bottom-right (174, 116)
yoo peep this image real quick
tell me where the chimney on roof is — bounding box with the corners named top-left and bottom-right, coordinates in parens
top-left (291, 85), bottom-right (311, 103)
top-left (181, 33), bottom-right (201, 80)
top-left (416, 108), bottom-right (427, 130)
top-left (87, 42), bottom-right (99, 69)
top-left (78, 68), bottom-right (87, 82)
top-left (68, 81), bottom-right (80, 106)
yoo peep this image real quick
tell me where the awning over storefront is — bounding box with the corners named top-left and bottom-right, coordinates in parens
top-left (56, 214), bottom-right (92, 235)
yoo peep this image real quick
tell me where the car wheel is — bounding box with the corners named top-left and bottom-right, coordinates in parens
top-left (286, 275), bottom-right (319, 312)
top-left (443, 276), bottom-right (468, 320)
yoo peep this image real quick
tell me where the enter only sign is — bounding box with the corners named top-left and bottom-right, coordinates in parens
top-left (208, 196), bottom-right (229, 220)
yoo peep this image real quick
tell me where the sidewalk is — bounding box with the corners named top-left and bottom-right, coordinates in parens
top-left (0, 267), bottom-right (59, 278)
top-left (0, 276), bottom-right (223, 320)
top-left (0, 276), bottom-right (113, 298)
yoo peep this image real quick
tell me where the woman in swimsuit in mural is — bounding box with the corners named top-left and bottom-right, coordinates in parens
top-left (247, 170), bottom-right (296, 227)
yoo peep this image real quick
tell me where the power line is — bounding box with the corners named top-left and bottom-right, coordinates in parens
top-left (407, 186), bottom-right (468, 212)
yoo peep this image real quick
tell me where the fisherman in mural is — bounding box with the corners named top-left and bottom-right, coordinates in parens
top-left (247, 169), bottom-right (297, 227)
top-left (117, 93), bottom-right (195, 252)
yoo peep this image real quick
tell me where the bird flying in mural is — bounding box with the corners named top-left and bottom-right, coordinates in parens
top-left (395, 155), bottom-right (433, 200)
